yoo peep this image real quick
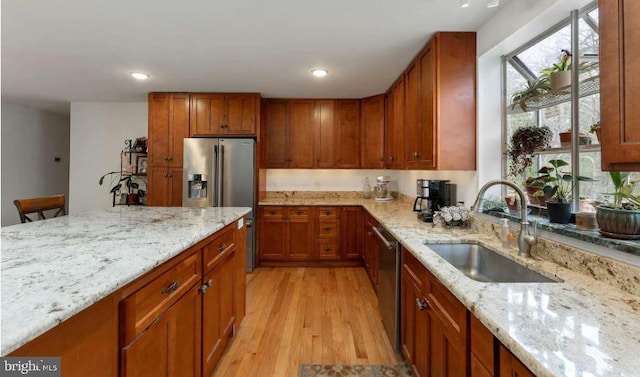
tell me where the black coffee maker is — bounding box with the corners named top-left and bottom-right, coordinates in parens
top-left (414, 179), bottom-right (456, 222)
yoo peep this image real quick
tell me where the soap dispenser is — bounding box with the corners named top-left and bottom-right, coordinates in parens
top-left (500, 218), bottom-right (512, 248)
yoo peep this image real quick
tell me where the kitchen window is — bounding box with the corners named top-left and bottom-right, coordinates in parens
top-left (501, 1), bottom-right (625, 210)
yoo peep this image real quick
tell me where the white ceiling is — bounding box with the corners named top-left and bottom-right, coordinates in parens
top-left (1, 0), bottom-right (511, 115)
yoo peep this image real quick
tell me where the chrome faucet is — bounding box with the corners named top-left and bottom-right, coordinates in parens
top-left (471, 180), bottom-right (538, 258)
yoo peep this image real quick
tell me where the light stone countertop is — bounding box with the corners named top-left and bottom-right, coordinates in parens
top-left (260, 196), bottom-right (640, 377)
top-left (0, 206), bottom-right (251, 355)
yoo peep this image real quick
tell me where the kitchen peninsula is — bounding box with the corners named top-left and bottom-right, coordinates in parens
top-left (1, 206), bottom-right (250, 376)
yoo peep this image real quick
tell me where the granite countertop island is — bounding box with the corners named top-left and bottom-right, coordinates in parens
top-left (260, 195), bottom-right (640, 377)
top-left (0, 206), bottom-right (251, 356)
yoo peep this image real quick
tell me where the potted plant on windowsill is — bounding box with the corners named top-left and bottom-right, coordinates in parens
top-left (596, 171), bottom-right (640, 239)
top-left (589, 121), bottom-right (601, 143)
top-left (508, 125), bottom-right (553, 177)
top-left (533, 159), bottom-right (595, 224)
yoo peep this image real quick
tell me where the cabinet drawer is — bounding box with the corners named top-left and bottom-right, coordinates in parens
top-left (288, 207), bottom-right (311, 221)
top-left (203, 225), bottom-right (235, 272)
top-left (471, 315), bottom-right (495, 375)
top-left (121, 251), bottom-right (202, 344)
top-left (317, 240), bottom-right (340, 260)
top-left (402, 249), bottom-right (426, 291)
top-left (317, 222), bottom-right (339, 238)
top-left (427, 271), bottom-right (468, 346)
top-left (261, 206), bottom-right (284, 220)
top-left (317, 207), bottom-right (339, 221)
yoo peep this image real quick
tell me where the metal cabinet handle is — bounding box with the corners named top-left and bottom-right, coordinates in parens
top-left (161, 281), bottom-right (179, 294)
top-left (413, 152), bottom-right (419, 158)
top-left (217, 243), bottom-right (227, 252)
top-left (296, 211), bottom-right (303, 215)
top-left (167, 173), bottom-right (172, 178)
top-left (415, 298), bottom-right (428, 311)
top-left (325, 211), bottom-right (331, 216)
top-left (323, 227), bottom-right (332, 232)
top-left (323, 248), bottom-right (331, 252)
top-left (200, 279), bottom-right (213, 293)
top-left (270, 211), bottom-right (276, 215)
top-left (388, 156), bottom-right (393, 161)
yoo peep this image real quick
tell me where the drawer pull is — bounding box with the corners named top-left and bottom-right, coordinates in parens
top-left (415, 298), bottom-right (428, 311)
top-left (325, 211), bottom-right (331, 215)
top-left (217, 243), bottom-right (227, 252)
top-left (323, 227), bottom-right (332, 232)
top-left (323, 248), bottom-right (331, 252)
top-left (296, 211), bottom-right (303, 215)
top-left (200, 279), bottom-right (213, 293)
top-left (270, 211), bottom-right (276, 215)
top-left (161, 281), bottom-right (179, 294)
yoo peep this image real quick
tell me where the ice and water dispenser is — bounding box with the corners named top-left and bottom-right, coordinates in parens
top-left (187, 174), bottom-right (208, 199)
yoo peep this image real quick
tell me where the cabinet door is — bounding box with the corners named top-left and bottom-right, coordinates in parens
top-left (429, 316), bottom-right (467, 377)
top-left (148, 93), bottom-right (189, 169)
top-left (314, 100), bottom-right (336, 168)
top-left (340, 207), bottom-right (362, 259)
top-left (417, 40), bottom-right (437, 169)
top-left (386, 78), bottom-right (406, 169)
top-left (335, 100), bottom-right (361, 168)
top-left (287, 207), bottom-right (314, 260)
top-left (167, 167), bottom-right (183, 207)
top-left (226, 94), bottom-right (257, 135)
top-left (264, 100), bottom-right (288, 168)
top-left (288, 100), bottom-right (316, 168)
top-left (258, 207), bottom-right (287, 260)
top-left (202, 252), bottom-right (235, 377)
top-left (405, 61), bottom-right (420, 169)
top-left (190, 94), bottom-right (225, 136)
top-left (401, 272), bottom-right (429, 377)
top-left (147, 166), bottom-right (170, 207)
top-left (121, 284), bottom-right (201, 377)
top-left (148, 93), bottom-right (171, 168)
top-left (498, 345), bottom-right (535, 377)
top-left (361, 95), bottom-right (385, 169)
top-left (146, 167), bottom-right (182, 207)
top-left (601, 0), bottom-right (640, 170)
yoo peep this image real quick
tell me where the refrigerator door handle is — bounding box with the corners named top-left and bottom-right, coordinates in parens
top-left (218, 144), bottom-right (224, 207)
top-left (213, 144), bottom-right (219, 207)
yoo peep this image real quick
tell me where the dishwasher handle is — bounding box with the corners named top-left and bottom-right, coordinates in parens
top-left (373, 226), bottom-right (396, 250)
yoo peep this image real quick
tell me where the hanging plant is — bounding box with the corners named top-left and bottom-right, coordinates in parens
top-left (507, 125), bottom-right (552, 176)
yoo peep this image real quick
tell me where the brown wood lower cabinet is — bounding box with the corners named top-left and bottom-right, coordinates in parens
top-left (257, 205), bottom-right (363, 265)
top-left (362, 213), bottom-right (379, 289)
top-left (12, 219), bottom-right (247, 377)
top-left (121, 283), bottom-right (202, 377)
top-left (401, 249), bottom-right (535, 377)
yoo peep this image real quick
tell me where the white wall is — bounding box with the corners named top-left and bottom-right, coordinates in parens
top-left (69, 102), bottom-right (147, 214)
top-left (1, 104), bottom-right (70, 226)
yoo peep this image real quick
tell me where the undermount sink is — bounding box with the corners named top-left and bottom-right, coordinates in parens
top-left (425, 243), bottom-right (559, 283)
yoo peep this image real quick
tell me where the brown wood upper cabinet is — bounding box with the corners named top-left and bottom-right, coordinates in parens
top-left (385, 77), bottom-right (406, 169)
top-left (361, 95), bottom-right (385, 169)
top-left (190, 93), bottom-right (259, 136)
top-left (600, 0), bottom-right (640, 170)
top-left (404, 32), bottom-right (477, 170)
top-left (314, 100), bottom-right (336, 168)
top-left (264, 99), bottom-right (315, 168)
top-left (334, 100), bottom-right (361, 168)
top-left (147, 93), bottom-right (189, 206)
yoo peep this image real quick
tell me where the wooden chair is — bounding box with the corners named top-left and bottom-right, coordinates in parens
top-left (13, 195), bottom-right (66, 223)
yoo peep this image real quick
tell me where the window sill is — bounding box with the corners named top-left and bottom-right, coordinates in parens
top-left (483, 208), bottom-right (640, 259)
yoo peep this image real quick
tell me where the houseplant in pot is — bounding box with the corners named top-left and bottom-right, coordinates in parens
top-left (507, 125), bottom-right (553, 177)
top-left (510, 77), bottom-right (550, 112)
top-left (596, 171), bottom-right (640, 239)
top-left (99, 171), bottom-right (142, 206)
top-left (541, 50), bottom-right (572, 92)
top-left (589, 121), bottom-right (601, 143)
top-left (534, 159), bottom-right (595, 224)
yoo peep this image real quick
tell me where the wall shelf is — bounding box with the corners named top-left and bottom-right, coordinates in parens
top-left (508, 75), bottom-right (600, 114)
top-left (532, 144), bottom-right (601, 155)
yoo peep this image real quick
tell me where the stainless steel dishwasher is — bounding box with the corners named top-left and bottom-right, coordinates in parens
top-left (373, 225), bottom-right (401, 351)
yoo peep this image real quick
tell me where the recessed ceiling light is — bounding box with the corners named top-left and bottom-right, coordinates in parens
top-left (487, 0), bottom-right (499, 7)
top-left (130, 72), bottom-right (150, 80)
top-left (460, 0), bottom-right (470, 8)
top-left (311, 68), bottom-right (329, 77)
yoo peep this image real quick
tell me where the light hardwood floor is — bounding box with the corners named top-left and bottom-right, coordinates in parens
top-left (211, 267), bottom-right (401, 377)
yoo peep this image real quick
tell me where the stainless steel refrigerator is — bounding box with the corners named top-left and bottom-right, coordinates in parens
top-left (183, 138), bottom-right (256, 272)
